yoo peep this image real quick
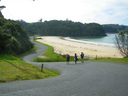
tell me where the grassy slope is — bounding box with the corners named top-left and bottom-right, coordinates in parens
top-left (0, 54), bottom-right (60, 83)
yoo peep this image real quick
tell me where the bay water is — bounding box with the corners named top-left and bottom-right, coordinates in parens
top-left (66, 33), bottom-right (118, 47)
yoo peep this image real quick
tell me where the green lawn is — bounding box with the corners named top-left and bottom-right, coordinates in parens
top-left (0, 54), bottom-right (60, 83)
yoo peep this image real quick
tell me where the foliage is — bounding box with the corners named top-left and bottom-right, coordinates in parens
top-left (0, 11), bottom-right (4, 18)
top-left (0, 54), bottom-right (60, 83)
top-left (0, 17), bottom-right (33, 55)
top-left (19, 45), bottom-right (38, 57)
top-left (115, 31), bottom-right (128, 57)
top-left (102, 24), bottom-right (128, 33)
top-left (17, 20), bottom-right (106, 37)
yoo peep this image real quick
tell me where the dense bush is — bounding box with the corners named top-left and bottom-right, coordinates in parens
top-left (0, 17), bottom-right (33, 55)
top-left (102, 24), bottom-right (128, 33)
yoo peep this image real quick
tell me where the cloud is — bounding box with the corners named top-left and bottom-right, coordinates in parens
top-left (1, 0), bottom-right (128, 25)
top-left (91, 0), bottom-right (128, 25)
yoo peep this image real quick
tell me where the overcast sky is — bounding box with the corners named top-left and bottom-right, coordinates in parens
top-left (0, 0), bottom-right (128, 25)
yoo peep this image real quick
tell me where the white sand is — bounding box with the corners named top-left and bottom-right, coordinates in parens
top-left (36, 36), bottom-right (123, 58)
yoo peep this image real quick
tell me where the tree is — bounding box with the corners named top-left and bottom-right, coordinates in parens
top-left (115, 31), bottom-right (128, 57)
top-left (0, 11), bottom-right (4, 18)
top-left (20, 20), bottom-right (106, 37)
top-left (38, 19), bottom-right (42, 22)
top-left (0, 17), bottom-right (33, 55)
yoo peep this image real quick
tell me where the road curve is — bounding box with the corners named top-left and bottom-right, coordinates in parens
top-left (0, 41), bottom-right (128, 96)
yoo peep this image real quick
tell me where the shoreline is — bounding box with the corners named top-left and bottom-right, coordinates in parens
top-left (65, 37), bottom-right (115, 47)
top-left (36, 36), bottom-right (123, 58)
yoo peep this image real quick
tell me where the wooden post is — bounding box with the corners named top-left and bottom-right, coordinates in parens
top-left (41, 64), bottom-right (44, 72)
top-left (96, 55), bottom-right (97, 60)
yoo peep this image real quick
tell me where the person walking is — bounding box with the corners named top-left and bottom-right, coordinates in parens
top-left (80, 52), bottom-right (84, 63)
top-left (74, 53), bottom-right (78, 64)
top-left (66, 54), bottom-right (70, 64)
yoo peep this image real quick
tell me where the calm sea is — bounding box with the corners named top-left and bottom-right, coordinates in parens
top-left (66, 33), bottom-right (118, 47)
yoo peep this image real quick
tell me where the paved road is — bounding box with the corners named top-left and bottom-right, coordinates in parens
top-left (0, 41), bottom-right (128, 96)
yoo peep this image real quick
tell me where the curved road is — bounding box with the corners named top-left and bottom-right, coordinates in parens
top-left (0, 41), bottom-right (128, 96)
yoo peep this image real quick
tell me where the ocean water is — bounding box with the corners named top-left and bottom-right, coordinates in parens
top-left (66, 33), bottom-right (118, 47)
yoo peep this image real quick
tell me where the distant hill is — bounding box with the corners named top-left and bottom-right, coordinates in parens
top-left (17, 20), bottom-right (107, 37)
top-left (0, 14), bottom-right (33, 55)
top-left (17, 20), bottom-right (128, 36)
top-left (102, 24), bottom-right (128, 33)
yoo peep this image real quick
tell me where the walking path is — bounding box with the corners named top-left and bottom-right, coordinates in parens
top-left (0, 40), bottom-right (128, 96)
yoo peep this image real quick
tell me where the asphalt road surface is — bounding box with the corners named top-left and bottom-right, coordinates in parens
top-left (0, 41), bottom-right (128, 96)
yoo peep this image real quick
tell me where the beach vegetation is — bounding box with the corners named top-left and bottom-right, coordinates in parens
top-left (115, 31), bottom-right (128, 57)
top-left (0, 54), bottom-right (60, 83)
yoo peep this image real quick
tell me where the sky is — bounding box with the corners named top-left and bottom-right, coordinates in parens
top-left (0, 0), bottom-right (128, 25)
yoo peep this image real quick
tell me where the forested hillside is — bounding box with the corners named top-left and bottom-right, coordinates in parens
top-left (0, 12), bottom-right (33, 55)
top-left (102, 24), bottom-right (128, 33)
top-left (17, 20), bottom-right (106, 37)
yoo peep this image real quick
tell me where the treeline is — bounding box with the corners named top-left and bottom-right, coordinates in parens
top-left (102, 24), bottom-right (128, 33)
top-left (17, 20), bottom-right (106, 37)
top-left (0, 15), bottom-right (33, 55)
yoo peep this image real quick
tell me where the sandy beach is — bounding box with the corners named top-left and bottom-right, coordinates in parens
top-left (36, 36), bottom-right (123, 58)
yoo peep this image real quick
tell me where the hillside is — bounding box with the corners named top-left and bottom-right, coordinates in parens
top-left (17, 20), bottom-right (106, 37)
top-left (0, 54), bottom-right (60, 83)
top-left (0, 12), bottom-right (33, 55)
top-left (102, 24), bottom-right (128, 33)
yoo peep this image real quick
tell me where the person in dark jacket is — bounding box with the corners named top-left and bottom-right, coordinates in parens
top-left (80, 52), bottom-right (84, 63)
top-left (74, 53), bottom-right (78, 64)
top-left (66, 54), bottom-right (70, 64)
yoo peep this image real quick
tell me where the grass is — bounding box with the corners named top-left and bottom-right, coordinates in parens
top-left (33, 41), bottom-right (74, 62)
top-left (0, 54), bottom-right (60, 83)
top-left (89, 57), bottom-right (128, 64)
